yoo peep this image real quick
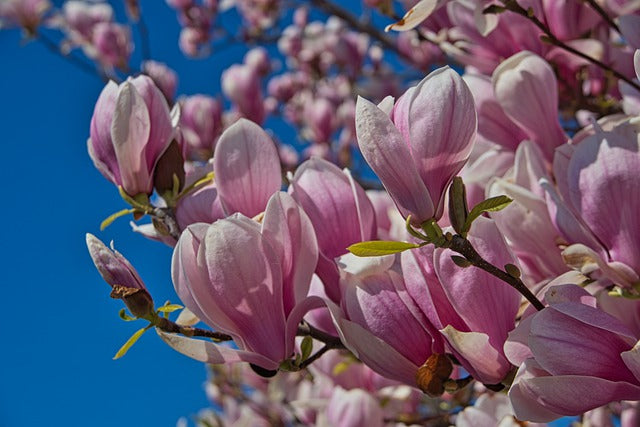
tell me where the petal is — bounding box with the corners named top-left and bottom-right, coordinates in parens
top-left (342, 269), bottom-right (434, 366)
top-left (441, 326), bottom-right (512, 385)
top-left (157, 330), bottom-right (279, 370)
top-left (568, 131), bottom-right (640, 272)
top-left (384, 0), bottom-right (447, 32)
top-left (289, 157), bottom-right (375, 259)
top-left (493, 51), bottom-right (567, 160)
top-left (198, 216), bottom-right (287, 361)
top-left (213, 118), bottom-right (281, 217)
top-left (355, 96), bottom-right (434, 223)
top-left (515, 373), bottom-right (640, 418)
top-left (89, 80), bottom-right (120, 184)
top-left (110, 81), bottom-right (152, 195)
top-left (129, 75), bottom-right (174, 172)
top-left (262, 192), bottom-right (319, 314)
top-left (434, 217), bottom-right (521, 344)
top-left (529, 304), bottom-right (637, 382)
top-left (405, 67), bottom-right (477, 217)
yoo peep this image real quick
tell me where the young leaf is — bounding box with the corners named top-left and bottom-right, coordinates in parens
top-left (118, 308), bottom-right (136, 321)
top-left (300, 336), bottom-right (313, 362)
top-left (348, 240), bottom-right (422, 257)
top-left (113, 326), bottom-right (149, 359)
top-left (100, 208), bottom-right (136, 230)
top-left (462, 196), bottom-right (512, 234)
top-left (157, 304), bottom-right (184, 314)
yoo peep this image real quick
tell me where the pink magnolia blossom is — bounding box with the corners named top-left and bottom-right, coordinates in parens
top-left (221, 64), bottom-right (265, 124)
top-left (91, 22), bottom-right (132, 69)
top-left (179, 95), bottom-right (223, 160)
top-left (0, 0), bottom-right (50, 32)
top-left (142, 60), bottom-right (178, 103)
top-left (508, 285), bottom-right (640, 422)
top-left (88, 76), bottom-right (175, 196)
top-left (322, 387), bottom-right (384, 427)
top-left (329, 254), bottom-right (441, 387)
top-left (165, 192), bottom-right (321, 370)
top-left (355, 66), bottom-right (477, 224)
top-left (403, 218), bottom-right (521, 384)
top-left (545, 118), bottom-right (640, 289)
top-left (492, 51), bottom-right (568, 161)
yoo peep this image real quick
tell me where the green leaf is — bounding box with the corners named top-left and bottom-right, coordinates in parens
top-left (100, 208), bottom-right (136, 230)
top-left (113, 326), bottom-right (149, 360)
top-left (348, 240), bottom-right (422, 257)
top-left (300, 336), bottom-right (313, 361)
top-left (450, 255), bottom-right (472, 268)
top-left (462, 196), bottom-right (513, 234)
top-left (118, 308), bottom-right (136, 321)
top-left (157, 304), bottom-right (184, 314)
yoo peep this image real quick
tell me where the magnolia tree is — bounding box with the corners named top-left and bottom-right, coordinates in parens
top-left (5, 0), bottom-right (640, 425)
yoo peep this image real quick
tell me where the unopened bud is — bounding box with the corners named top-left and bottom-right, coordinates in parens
top-left (505, 263), bottom-right (521, 278)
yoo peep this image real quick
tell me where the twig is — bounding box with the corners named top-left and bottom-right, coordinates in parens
top-left (297, 321), bottom-right (345, 349)
top-left (307, 0), bottom-right (417, 66)
top-left (35, 31), bottom-right (107, 82)
top-left (155, 316), bottom-right (234, 341)
top-left (583, 0), bottom-right (620, 33)
top-left (299, 344), bottom-right (333, 369)
top-left (447, 234), bottom-right (546, 311)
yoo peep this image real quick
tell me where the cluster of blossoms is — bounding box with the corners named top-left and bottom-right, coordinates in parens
top-left (6, 0), bottom-right (640, 425)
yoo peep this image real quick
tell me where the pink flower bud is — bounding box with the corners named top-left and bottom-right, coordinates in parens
top-left (86, 234), bottom-right (154, 318)
top-left (88, 76), bottom-right (175, 196)
top-left (0, 0), bottom-right (50, 33)
top-left (91, 22), bottom-right (131, 69)
top-left (168, 192), bottom-right (321, 370)
top-left (142, 60), bottom-right (178, 103)
top-left (179, 95), bottom-right (223, 160)
top-left (244, 47), bottom-right (271, 75)
top-left (221, 64), bottom-right (265, 124)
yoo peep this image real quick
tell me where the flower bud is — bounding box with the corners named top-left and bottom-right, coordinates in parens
top-left (86, 234), bottom-right (154, 319)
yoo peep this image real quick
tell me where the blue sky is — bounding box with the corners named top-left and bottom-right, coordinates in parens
top-left (0, 2), bottom-right (246, 426)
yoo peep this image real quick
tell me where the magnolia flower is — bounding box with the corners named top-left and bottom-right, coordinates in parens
top-left (164, 192), bottom-right (322, 371)
top-left (507, 285), bottom-right (640, 422)
top-left (88, 76), bottom-right (175, 196)
top-left (355, 66), bottom-right (477, 224)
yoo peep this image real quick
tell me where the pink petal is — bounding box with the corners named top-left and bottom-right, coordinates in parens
top-left (262, 192), bottom-right (319, 314)
top-left (200, 216), bottom-right (287, 362)
top-left (440, 326), bottom-right (511, 385)
top-left (404, 67), bottom-right (477, 217)
top-left (355, 96), bottom-right (434, 223)
top-left (213, 118), bottom-right (281, 217)
top-left (110, 81), bottom-right (152, 195)
top-left (157, 330), bottom-right (279, 369)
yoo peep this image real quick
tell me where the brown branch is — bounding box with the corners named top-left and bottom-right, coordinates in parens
top-left (308, 0), bottom-right (417, 66)
top-left (583, 0), bottom-right (620, 33)
top-left (446, 234), bottom-right (546, 311)
top-left (155, 316), bottom-right (234, 341)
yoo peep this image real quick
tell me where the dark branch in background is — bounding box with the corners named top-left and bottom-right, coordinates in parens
top-left (583, 0), bottom-right (620, 33)
top-left (447, 234), bottom-right (546, 311)
top-left (35, 31), bottom-right (109, 82)
top-left (136, 15), bottom-right (152, 62)
top-left (502, 0), bottom-right (640, 93)
top-left (307, 0), bottom-right (417, 67)
top-left (297, 321), bottom-right (345, 349)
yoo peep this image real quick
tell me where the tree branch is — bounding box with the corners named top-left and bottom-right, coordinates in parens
top-left (447, 234), bottom-right (546, 311)
top-left (308, 0), bottom-right (417, 66)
